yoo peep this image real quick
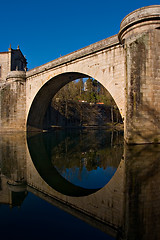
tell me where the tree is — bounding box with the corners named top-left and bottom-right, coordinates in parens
top-left (84, 77), bottom-right (97, 103)
top-left (76, 78), bottom-right (84, 99)
top-left (50, 77), bottom-right (122, 127)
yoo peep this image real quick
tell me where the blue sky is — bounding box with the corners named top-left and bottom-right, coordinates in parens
top-left (1, 0), bottom-right (159, 69)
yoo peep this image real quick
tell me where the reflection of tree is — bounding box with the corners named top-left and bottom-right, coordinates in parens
top-left (51, 130), bottom-right (123, 174)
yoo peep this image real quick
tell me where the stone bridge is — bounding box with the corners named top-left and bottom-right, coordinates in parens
top-left (0, 5), bottom-right (160, 144)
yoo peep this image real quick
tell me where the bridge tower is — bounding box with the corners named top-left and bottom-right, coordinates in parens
top-left (0, 46), bottom-right (27, 131)
top-left (119, 5), bottom-right (160, 144)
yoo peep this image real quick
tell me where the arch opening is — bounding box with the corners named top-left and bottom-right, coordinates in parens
top-left (27, 72), bottom-right (123, 132)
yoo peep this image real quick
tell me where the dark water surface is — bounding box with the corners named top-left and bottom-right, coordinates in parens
top-left (0, 129), bottom-right (160, 239)
top-left (0, 192), bottom-right (114, 240)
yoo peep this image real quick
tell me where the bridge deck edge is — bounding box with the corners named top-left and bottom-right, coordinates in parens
top-left (26, 34), bottom-right (120, 78)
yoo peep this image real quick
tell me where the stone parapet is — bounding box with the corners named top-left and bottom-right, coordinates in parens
top-left (26, 35), bottom-right (119, 78)
top-left (119, 5), bottom-right (160, 42)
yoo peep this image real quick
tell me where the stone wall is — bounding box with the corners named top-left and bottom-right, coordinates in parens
top-left (0, 51), bottom-right (10, 83)
top-left (124, 30), bottom-right (160, 143)
top-left (0, 47), bottom-right (27, 84)
top-left (0, 71), bottom-right (26, 131)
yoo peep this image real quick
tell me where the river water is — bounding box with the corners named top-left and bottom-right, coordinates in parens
top-left (0, 129), bottom-right (159, 240)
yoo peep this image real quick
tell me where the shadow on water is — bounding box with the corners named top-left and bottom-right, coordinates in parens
top-left (27, 129), bottom-right (124, 197)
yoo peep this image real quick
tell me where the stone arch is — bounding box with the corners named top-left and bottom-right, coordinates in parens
top-left (27, 71), bottom-right (123, 131)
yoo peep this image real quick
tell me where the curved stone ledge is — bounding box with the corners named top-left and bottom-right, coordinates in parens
top-left (119, 5), bottom-right (160, 41)
top-left (6, 71), bottom-right (26, 81)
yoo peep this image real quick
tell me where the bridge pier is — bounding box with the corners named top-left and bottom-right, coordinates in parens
top-left (119, 5), bottom-right (160, 144)
top-left (0, 71), bottom-right (26, 131)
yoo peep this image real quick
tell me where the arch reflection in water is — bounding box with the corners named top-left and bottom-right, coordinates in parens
top-left (27, 129), bottom-right (124, 197)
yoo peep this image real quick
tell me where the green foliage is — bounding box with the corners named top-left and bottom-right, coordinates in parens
top-left (52, 77), bottom-right (117, 106)
top-left (51, 78), bottom-right (122, 126)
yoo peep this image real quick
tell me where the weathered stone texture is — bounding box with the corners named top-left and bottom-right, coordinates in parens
top-left (0, 72), bottom-right (26, 131)
top-left (124, 29), bottom-right (160, 144)
top-left (0, 52), bottom-right (11, 83)
top-left (0, 47), bottom-right (27, 85)
top-left (118, 5), bottom-right (160, 144)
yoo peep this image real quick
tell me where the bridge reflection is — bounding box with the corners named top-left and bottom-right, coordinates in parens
top-left (0, 131), bottom-right (159, 239)
top-left (27, 130), bottom-right (123, 196)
